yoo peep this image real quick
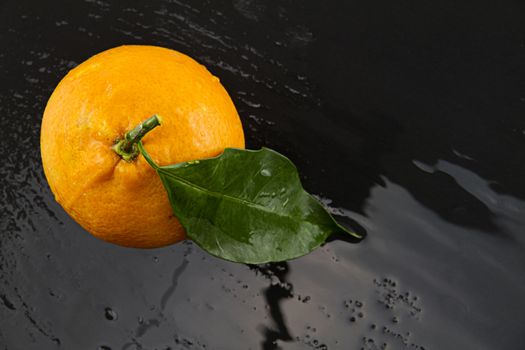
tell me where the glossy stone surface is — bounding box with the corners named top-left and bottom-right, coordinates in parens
top-left (0, 0), bottom-right (524, 349)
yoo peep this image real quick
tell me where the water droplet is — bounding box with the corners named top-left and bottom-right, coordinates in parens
top-left (104, 307), bottom-right (118, 321)
top-left (260, 169), bottom-right (271, 177)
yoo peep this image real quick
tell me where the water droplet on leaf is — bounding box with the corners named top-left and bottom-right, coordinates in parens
top-left (260, 169), bottom-right (271, 177)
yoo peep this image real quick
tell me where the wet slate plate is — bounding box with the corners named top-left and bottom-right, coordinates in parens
top-left (1, 0), bottom-right (524, 349)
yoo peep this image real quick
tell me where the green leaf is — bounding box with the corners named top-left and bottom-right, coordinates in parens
top-left (138, 143), bottom-right (362, 264)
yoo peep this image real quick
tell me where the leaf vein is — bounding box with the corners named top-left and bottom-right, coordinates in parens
top-left (159, 169), bottom-right (304, 222)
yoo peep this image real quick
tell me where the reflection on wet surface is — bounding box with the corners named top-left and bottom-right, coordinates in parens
top-left (1, 0), bottom-right (524, 349)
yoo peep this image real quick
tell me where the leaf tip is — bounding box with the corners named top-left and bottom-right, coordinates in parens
top-left (336, 223), bottom-right (365, 242)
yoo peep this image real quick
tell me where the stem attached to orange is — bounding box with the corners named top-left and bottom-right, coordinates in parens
top-left (112, 114), bottom-right (162, 162)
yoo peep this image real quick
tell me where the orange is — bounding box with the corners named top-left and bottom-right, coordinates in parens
top-left (40, 45), bottom-right (245, 248)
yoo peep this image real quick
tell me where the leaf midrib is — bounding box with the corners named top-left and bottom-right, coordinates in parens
top-left (159, 168), bottom-right (304, 222)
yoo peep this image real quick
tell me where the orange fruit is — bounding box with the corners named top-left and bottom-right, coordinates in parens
top-left (40, 45), bottom-right (245, 248)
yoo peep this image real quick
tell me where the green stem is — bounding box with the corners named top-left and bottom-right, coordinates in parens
top-left (137, 141), bottom-right (159, 170)
top-left (112, 114), bottom-right (162, 162)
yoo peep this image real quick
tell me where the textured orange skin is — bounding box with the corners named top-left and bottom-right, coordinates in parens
top-left (40, 45), bottom-right (245, 248)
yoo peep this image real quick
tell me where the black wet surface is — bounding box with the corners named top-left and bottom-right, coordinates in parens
top-left (1, 0), bottom-right (525, 349)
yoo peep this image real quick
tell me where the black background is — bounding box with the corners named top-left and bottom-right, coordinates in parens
top-left (1, 0), bottom-right (524, 349)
